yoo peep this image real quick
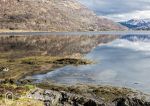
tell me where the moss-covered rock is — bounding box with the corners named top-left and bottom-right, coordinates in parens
top-left (49, 58), bottom-right (91, 65)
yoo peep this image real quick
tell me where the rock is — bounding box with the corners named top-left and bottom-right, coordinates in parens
top-left (0, 79), bottom-right (16, 84)
top-left (113, 97), bottom-right (150, 106)
top-left (0, 67), bottom-right (9, 72)
top-left (18, 79), bottom-right (33, 85)
top-left (84, 99), bottom-right (104, 106)
top-left (28, 89), bottom-right (105, 106)
top-left (43, 90), bottom-right (61, 105)
top-left (25, 85), bottom-right (150, 106)
top-left (9, 79), bottom-right (16, 84)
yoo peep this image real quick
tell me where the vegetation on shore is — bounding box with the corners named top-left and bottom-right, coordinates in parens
top-left (0, 35), bottom-right (150, 105)
top-left (0, 35), bottom-right (117, 80)
top-left (0, 52), bottom-right (91, 80)
top-left (0, 83), bottom-right (150, 106)
top-left (0, 83), bottom-right (44, 106)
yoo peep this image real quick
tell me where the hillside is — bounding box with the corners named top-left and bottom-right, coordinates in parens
top-left (120, 19), bottom-right (150, 30)
top-left (0, 0), bottom-right (127, 31)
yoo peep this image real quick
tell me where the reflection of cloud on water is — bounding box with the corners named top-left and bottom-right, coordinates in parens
top-left (31, 35), bottom-right (150, 93)
top-left (109, 39), bottom-right (150, 52)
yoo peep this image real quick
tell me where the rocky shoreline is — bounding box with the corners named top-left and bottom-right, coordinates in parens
top-left (0, 35), bottom-right (149, 106)
top-left (1, 82), bottom-right (150, 106)
top-left (34, 83), bottom-right (150, 106)
top-left (29, 88), bottom-right (150, 106)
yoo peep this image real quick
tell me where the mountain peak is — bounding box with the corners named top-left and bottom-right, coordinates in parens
top-left (120, 18), bottom-right (150, 30)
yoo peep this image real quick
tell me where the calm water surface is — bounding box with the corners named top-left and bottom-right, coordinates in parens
top-left (31, 34), bottom-right (150, 93)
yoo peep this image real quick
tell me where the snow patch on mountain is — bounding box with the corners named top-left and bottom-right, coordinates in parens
top-left (120, 19), bottom-right (150, 30)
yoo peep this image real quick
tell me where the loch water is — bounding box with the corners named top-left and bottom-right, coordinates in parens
top-left (31, 34), bottom-right (150, 93)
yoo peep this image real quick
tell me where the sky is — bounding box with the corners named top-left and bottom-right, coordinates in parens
top-left (78, 0), bottom-right (150, 22)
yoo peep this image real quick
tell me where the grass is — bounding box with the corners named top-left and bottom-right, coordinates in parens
top-left (0, 98), bottom-right (44, 106)
top-left (0, 35), bottom-right (123, 105)
top-left (0, 82), bottom-right (138, 105)
top-left (0, 0), bottom-right (127, 32)
top-left (0, 83), bottom-right (43, 106)
top-left (0, 52), bottom-right (91, 80)
top-left (0, 35), bottom-right (117, 80)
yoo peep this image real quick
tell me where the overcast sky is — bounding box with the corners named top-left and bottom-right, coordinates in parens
top-left (78, 0), bottom-right (150, 21)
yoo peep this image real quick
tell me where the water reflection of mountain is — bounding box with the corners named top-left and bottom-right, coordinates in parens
top-left (121, 35), bottom-right (150, 42)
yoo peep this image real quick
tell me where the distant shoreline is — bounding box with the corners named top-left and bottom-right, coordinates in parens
top-left (1, 30), bottom-right (150, 36)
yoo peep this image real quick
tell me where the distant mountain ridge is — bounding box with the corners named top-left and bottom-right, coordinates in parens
top-left (0, 0), bottom-right (127, 31)
top-left (121, 35), bottom-right (150, 42)
top-left (120, 19), bottom-right (150, 30)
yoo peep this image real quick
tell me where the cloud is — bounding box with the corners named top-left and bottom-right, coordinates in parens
top-left (107, 10), bottom-right (150, 21)
top-left (78, 0), bottom-right (150, 21)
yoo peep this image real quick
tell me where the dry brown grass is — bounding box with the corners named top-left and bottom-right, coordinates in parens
top-left (0, 84), bottom-right (44, 106)
top-left (0, 0), bottom-right (126, 31)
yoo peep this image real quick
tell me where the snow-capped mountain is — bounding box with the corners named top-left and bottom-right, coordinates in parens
top-left (120, 19), bottom-right (150, 30)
